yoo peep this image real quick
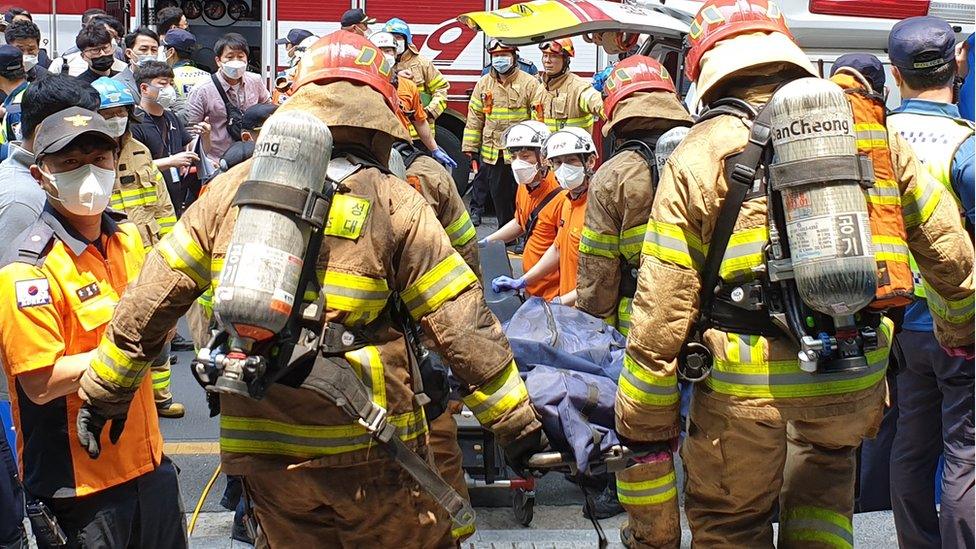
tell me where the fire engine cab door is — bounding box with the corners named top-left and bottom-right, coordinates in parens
top-left (457, 0), bottom-right (690, 46)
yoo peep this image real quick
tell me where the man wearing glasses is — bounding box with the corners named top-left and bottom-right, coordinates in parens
top-left (75, 23), bottom-right (119, 85)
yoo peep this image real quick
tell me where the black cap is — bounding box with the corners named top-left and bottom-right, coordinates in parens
top-left (0, 44), bottom-right (22, 74)
top-left (832, 53), bottom-right (886, 93)
top-left (340, 9), bottom-right (375, 27)
top-left (242, 103), bottom-right (277, 131)
top-left (164, 29), bottom-right (197, 51)
top-left (889, 16), bottom-right (955, 72)
top-left (34, 107), bottom-right (117, 159)
top-left (275, 28), bottom-right (314, 46)
top-left (220, 141), bottom-right (255, 170)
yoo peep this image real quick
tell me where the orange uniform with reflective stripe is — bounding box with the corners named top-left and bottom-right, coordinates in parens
top-left (831, 73), bottom-right (914, 309)
top-left (515, 172), bottom-right (565, 300)
top-left (0, 209), bottom-right (162, 498)
top-left (555, 191), bottom-right (588, 297)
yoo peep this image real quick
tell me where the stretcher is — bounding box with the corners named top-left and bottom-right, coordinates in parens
top-left (466, 244), bottom-right (635, 533)
top-left (479, 240), bottom-right (523, 322)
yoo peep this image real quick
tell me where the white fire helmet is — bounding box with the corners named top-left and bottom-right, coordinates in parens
top-left (370, 31), bottom-right (397, 51)
top-left (504, 120), bottom-right (551, 151)
top-left (544, 126), bottom-right (597, 159)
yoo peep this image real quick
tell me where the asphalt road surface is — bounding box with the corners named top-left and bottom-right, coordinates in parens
top-left (160, 216), bottom-right (898, 548)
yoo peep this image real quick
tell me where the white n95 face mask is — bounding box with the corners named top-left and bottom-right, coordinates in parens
top-left (43, 164), bottom-right (117, 215)
top-left (555, 163), bottom-right (585, 190)
top-left (155, 85), bottom-right (177, 109)
top-left (104, 116), bottom-right (128, 138)
top-left (221, 60), bottom-right (246, 79)
top-left (511, 158), bottom-right (539, 185)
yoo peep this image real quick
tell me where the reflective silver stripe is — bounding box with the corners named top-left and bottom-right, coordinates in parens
top-left (902, 177), bottom-right (938, 225)
top-left (782, 518), bottom-right (854, 547)
top-left (866, 185), bottom-right (900, 199)
top-left (402, 261), bottom-right (470, 314)
top-left (722, 239), bottom-right (765, 262)
top-left (616, 479), bottom-right (676, 500)
top-left (447, 217), bottom-right (475, 244)
top-left (620, 367), bottom-right (680, 396)
top-left (220, 416), bottom-right (425, 450)
top-left (644, 231), bottom-right (705, 267)
top-left (711, 356), bottom-right (886, 386)
top-left (579, 234), bottom-right (617, 253)
top-left (855, 129), bottom-right (887, 142)
top-left (735, 335), bottom-right (756, 363)
top-left (320, 282), bottom-right (390, 303)
top-left (161, 239), bottom-right (209, 285)
top-left (619, 232), bottom-right (644, 258)
top-left (468, 368), bottom-right (523, 419)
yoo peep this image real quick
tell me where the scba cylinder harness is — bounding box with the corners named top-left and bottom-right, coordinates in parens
top-left (189, 110), bottom-right (474, 531)
top-left (679, 77), bottom-right (895, 381)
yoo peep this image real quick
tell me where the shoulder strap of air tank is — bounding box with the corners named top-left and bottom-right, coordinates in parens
top-left (697, 101), bottom-right (774, 326)
top-left (393, 141), bottom-right (425, 170)
top-left (613, 136), bottom-right (660, 193)
top-left (697, 97), bottom-right (758, 124)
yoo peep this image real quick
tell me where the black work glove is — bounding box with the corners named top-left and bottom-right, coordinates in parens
top-left (76, 403), bottom-right (127, 459)
top-left (504, 428), bottom-right (549, 478)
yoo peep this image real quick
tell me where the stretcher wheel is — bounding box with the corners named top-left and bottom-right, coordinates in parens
top-left (512, 488), bottom-right (535, 526)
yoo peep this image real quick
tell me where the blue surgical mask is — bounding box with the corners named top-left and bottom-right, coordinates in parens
top-left (491, 55), bottom-right (513, 74)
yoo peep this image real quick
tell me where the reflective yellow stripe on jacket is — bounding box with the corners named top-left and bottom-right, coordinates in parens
top-left (780, 506), bottom-right (854, 549)
top-left (157, 224), bottom-right (210, 289)
top-left (446, 212), bottom-right (476, 248)
top-left (92, 336), bottom-right (154, 389)
top-left (617, 296), bottom-right (634, 337)
top-left (619, 224), bottom-right (646, 263)
top-left (110, 186), bottom-right (158, 209)
top-left (579, 227), bottom-right (618, 259)
top-left (922, 275), bottom-right (975, 324)
top-left (401, 253), bottom-right (477, 320)
top-left (619, 353), bottom-right (679, 407)
top-left (462, 361), bottom-right (527, 425)
top-left (220, 410), bottom-right (427, 458)
top-left (642, 220), bottom-right (705, 271)
top-left (901, 171), bottom-right (944, 229)
top-left (705, 319), bottom-right (893, 398)
top-left (616, 470), bottom-right (678, 506)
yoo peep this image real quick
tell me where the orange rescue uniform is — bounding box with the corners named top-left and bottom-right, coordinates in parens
top-left (395, 77), bottom-right (428, 134)
top-left (556, 191), bottom-right (588, 297)
top-left (515, 172), bottom-right (565, 300)
top-left (0, 208), bottom-right (162, 498)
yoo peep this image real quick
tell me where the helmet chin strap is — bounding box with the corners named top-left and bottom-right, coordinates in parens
top-left (546, 59), bottom-right (570, 81)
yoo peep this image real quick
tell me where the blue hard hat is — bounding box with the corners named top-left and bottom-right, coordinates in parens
top-left (382, 18), bottom-right (412, 44)
top-left (92, 77), bottom-right (135, 109)
top-left (889, 16), bottom-right (955, 73)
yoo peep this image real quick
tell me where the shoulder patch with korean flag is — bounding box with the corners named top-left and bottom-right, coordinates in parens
top-left (15, 278), bottom-right (51, 308)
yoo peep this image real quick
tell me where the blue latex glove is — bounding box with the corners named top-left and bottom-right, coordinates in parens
top-left (492, 275), bottom-right (526, 293)
top-left (432, 147), bottom-right (458, 169)
top-left (477, 238), bottom-right (488, 248)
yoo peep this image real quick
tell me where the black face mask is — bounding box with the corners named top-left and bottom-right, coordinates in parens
top-left (90, 53), bottom-right (114, 72)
